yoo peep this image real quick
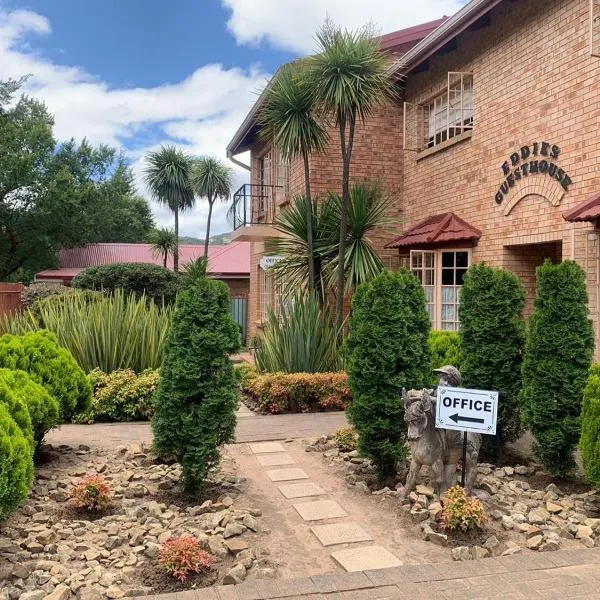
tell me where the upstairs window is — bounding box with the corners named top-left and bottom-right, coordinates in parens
top-left (258, 151), bottom-right (272, 215)
top-left (275, 153), bottom-right (290, 204)
top-left (404, 72), bottom-right (473, 152)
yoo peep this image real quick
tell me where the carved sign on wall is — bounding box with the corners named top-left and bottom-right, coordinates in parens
top-left (494, 142), bottom-right (573, 205)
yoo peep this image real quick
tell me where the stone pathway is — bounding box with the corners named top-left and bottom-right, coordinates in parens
top-left (246, 441), bottom-right (404, 574)
top-left (45, 411), bottom-right (348, 448)
top-left (133, 548), bottom-right (600, 599)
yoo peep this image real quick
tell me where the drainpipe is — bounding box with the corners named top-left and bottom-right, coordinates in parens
top-left (227, 151), bottom-right (251, 172)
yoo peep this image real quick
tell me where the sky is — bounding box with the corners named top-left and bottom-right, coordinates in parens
top-left (0, 0), bottom-right (464, 238)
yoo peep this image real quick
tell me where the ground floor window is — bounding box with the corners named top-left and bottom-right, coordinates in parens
top-left (257, 263), bottom-right (287, 323)
top-left (410, 249), bottom-right (470, 330)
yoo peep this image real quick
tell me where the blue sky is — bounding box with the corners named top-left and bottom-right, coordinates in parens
top-left (0, 0), bottom-right (463, 236)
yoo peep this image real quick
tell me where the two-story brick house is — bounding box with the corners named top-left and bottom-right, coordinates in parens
top-left (228, 0), bottom-right (600, 352)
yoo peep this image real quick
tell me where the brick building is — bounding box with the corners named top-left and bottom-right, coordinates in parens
top-left (227, 0), bottom-right (600, 352)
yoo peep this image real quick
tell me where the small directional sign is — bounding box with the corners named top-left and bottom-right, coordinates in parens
top-left (436, 386), bottom-right (498, 435)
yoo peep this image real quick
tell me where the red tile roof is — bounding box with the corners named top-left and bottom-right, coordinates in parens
top-left (563, 194), bottom-right (600, 223)
top-left (385, 212), bottom-right (482, 249)
top-left (36, 242), bottom-right (250, 282)
top-left (378, 17), bottom-right (448, 53)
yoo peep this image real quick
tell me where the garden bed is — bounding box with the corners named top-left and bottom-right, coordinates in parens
top-left (0, 443), bottom-right (277, 600)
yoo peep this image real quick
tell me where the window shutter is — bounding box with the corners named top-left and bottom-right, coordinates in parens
top-left (592, 0), bottom-right (600, 56)
top-left (403, 101), bottom-right (425, 151)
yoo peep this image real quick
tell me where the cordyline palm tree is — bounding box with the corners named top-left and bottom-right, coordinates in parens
top-left (144, 145), bottom-right (195, 272)
top-left (258, 64), bottom-right (328, 291)
top-left (307, 21), bottom-right (397, 330)
top-left (267, 183), bottom-right (389, 303)
top-left (190, 157), bottom-right (233, 258)
top-left (149, 227), bottom-right (177, 268)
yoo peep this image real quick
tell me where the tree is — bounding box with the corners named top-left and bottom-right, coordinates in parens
top-left (144, 146), bottom-right (195, 272)
top-left (521, 260), bottom-right (594, 476)
top-left (149, 228), bottom-right (178, 268)
top-left (152, 268), bottom-right (241, 496)
top-left (459, 263), bottom-right (526, 456)
top-left (190, 157), bottom-right (233, 258)
top-left (259, 64), bottom-right (328, 291)
top-left (346, 270), bottom-right (431, 479)
top-left (307, 22), bottom-right (396, 329)
top-left (267, 183), bottom-right (387, 303)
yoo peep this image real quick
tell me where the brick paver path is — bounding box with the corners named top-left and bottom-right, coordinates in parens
top-left (132, 548), bottom-right (600, 599)
top-left (45, 411), bottom-right (348, 448)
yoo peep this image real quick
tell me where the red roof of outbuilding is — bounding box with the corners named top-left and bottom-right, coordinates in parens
top-left (36, 242), bottom-right (250, 282)
top-left (385, 212), bottom-right (482, 249)
top-left (563, 194), bottom-right (600, 223)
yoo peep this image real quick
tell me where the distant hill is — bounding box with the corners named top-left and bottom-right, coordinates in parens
top-left (179, 233), bottom-right (231, 245)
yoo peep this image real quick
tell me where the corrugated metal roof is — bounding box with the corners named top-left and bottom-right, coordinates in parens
top-left (385, 212), bottom-right (481, 249)
top-left (563, 194), bottom-right (600, 223)
top-left (36, 242), bottom-right (250, 282)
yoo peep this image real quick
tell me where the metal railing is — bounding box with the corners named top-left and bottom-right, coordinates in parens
top-left (227, 183), bottom-right (282, 230)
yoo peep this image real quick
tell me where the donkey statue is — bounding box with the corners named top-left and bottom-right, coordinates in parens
top-left (400, 366), bottom-right (481, 496)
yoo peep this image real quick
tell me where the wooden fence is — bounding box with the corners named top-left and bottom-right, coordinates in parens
top-left (0, 283), bottom-right (23, 319)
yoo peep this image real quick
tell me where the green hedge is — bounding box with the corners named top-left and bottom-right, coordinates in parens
top-left (241, 368), bottom-right (350, 414)
top-left (580, 364), bottom-right (600, 487)
top-left (72, 262), bottom-right (181, 305)
top-left (429, 330), bottom-right (461, 372)
top-left (0, 331), bottom-right (91, 421)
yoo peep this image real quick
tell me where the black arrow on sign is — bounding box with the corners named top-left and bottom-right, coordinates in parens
top-left (449, 413), bottom-right (485, 424)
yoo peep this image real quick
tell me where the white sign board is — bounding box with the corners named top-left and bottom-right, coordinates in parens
top-left (259, 255), bottom-right (283, 270)
top-left (435, 386), bottom-right (498, 435)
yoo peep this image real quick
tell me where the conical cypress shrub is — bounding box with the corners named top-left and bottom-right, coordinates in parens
top-left (580, 365), bottom-right (600, 487)
top-left (521, 260), bottom-right (594, 477)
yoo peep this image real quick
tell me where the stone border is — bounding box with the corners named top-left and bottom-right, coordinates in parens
top-left (132, 547), bottom-right (600, 599)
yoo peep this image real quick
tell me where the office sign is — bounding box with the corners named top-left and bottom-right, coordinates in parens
top-left (436, 386), bottom-right (498, 435)
top-left (259, 256), bottom-right (283, 270)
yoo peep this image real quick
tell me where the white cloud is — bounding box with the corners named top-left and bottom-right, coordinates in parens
top-left (222, 0), bottom-right (464, 53)
top-left (0, 5), bottom-right (268, 237)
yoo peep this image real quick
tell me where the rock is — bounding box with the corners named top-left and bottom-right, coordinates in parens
top-left (19, 592), bottom-right (45, 600)
top-left (105, 586), bottom-right (125, 600)
top-left (501, 541), bottom-right (522, 556)
top-left (545, 483), bottom-right (564, 496)
top-left (514, 465), bottom-right (528, 475)
top-left (208, 536), bottom-right (228, 559)
top-left (504, 467), bottom-right (514, 477)
top-left (528, 507), bottom-right (550, 525)
top-left (43, 585), bottom-right (71, 600)
top-left (223, 563), bottom-right (247, 585)
top-left (221, 496), bottom-right (234, 508)
top-left (428, 502), bottom-right (443, 521)
top-left (451, 546), bottom-right (471, 561)
top-left (576, 525), bottom-right (594, 539)
top-left (99, 572), bottom-right (119, 587)
top-left (83, 549), bottom-right (101, 562)
top-left (501, 516), bottom-right (515, 530)
top-left (254, 567), bottom-right (277, 579)
top-left (224, 538), bottom-right (250, 555)
top-left (526, 535), bottom-right (543, 550)
top-left (580, 536), bottom-right (595, 548)
top-left (49, 490), bottom-right (69, 502)
top-left (546, 502), bottom-right (563, 514)
top-left (242, 514), bottom-right (258, 532)
top-left (223, 522), bottom-right (246, 538)
top-left (143, 543), bottom-right (161, 559)
top-left (76, 588), bottom-right (103, 600)
top-left (421, 523), bottom-right (447, 546)
top-left (539, 539), bottom-right (561, 552)
top-left (415, 485), bottom-right (435, 498)
top-left (470, 546), bottom-right (489, 560)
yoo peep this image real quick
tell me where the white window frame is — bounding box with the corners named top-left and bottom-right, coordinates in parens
top-left (275, 151), bottom-right (291, 204)
top-left (410, 248), bottom-right (471, 331)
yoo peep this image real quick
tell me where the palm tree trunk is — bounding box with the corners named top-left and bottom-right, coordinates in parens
top-left (335, 114), bottom-right (356, 332)
top-left (303, 149), bottom-right (315, 294)
top-left (204, 199), bottom-right (214, 258)
top-left (173, 207), bottom-right (179, 273)
top-left (163, 251), bottom-right (167, 268)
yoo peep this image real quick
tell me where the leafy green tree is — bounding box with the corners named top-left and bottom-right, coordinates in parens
top-left (149, 228), bottom-right (178, 268)
top-left (580, 364), bottom-right (600, 488)
top-left (346, 269), bottom-right (431, 479)
top-left (259, 64), bottom-right (328, 291)
top-left (307, 22), bottom-right (396, 329)
top-left (521, 260), bottom-right (594, 476)
top-left (190, 157), bottom-right (233, 258)
top-left (267, 183), bottom-right (388, 303)
top-left (429, 331), bottom-right (461, 375)
top-left (152, 270), bottom-right (241, 496)
top-left (144, 145), bottom-right (195, 273)
top-left (459, 263), bottom-right (526, 455)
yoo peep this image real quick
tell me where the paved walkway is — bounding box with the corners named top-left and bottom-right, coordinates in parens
top-left (133, 548), bottom-right (600, 599)
top-left (45, 410), bottom-right (348, 448)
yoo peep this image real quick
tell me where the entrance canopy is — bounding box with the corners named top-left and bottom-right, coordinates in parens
top-left (385, 212), bottom-right (481, 249)
top-left (563, 193), bottom-right (600, 223)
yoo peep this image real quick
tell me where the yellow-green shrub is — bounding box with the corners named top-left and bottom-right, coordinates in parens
top-left (580, 364), bottom-right (600, 488)
top-left (243, 372), bottom-right (350, 414)
top-left (441, 485), bottom-right (486, 532)
top-left (335, 425), bottom-right (358, 452)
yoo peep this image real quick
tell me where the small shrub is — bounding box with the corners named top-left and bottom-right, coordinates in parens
top-left (159, 536), bottom-right (216, 583)
top-left (335, 425), bottom-right (358, 452)
top-left (242, 372), bottom-right (350, 414)
top-left (0, 402), bottom-right (34, 519)
top-left (72, 262), bottom-right (181, 305)
top-left (0, 369), bottom-right (59, 446)
top-left (21, 282), bottom-right (76, 310)
top-left (0, 377), bottom-right (33, 447)
top-left (152, 275), bottom-right (241, 496)
top-left (346, 270), bottom-right (431, 479)
top-left (580, 364), bottom-right (600, 488)
top-left (0, 330), bottom-right (91, 421)
top-left (77, 369), bottom-right (159, 423)
top-left (69, 475), bottom-right (113, 511)
top-left (429, 331), bottom-right (461, 372)
top-left (441, 485), bottom-right (486, 532)
top-left (234, 363), bottom-right (258, 387)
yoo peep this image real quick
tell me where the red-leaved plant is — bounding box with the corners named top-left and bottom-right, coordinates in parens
top-left (69, 475), bottom-right (113, 512)
top-left (159, 536), bottom-right (216, 582)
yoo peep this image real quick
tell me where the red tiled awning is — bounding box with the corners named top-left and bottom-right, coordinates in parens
top-left (385, 212), bottom-right (482, 249)
top-left (563, 194), bottom-right (600, 223)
